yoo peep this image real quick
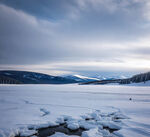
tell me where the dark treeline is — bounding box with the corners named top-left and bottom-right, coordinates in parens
top-left (82, 72), bottom-right (150, 85)
top-left (0, 75), bottom-right (22, 84)
top-left (120, 72), bottom-right (150, 84)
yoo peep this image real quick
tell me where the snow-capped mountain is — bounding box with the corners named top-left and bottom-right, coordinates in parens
top-left (82, 72), bottom-right (150, 85)
top-left (62, 74), bottom-right (100, 82)
top-left (97, 75), bottom-right (127, 80)
top-left (0, 70), bottom-right (77, 84)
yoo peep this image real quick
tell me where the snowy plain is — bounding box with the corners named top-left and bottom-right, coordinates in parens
top-left (0, 84), bottom-right (150, 137)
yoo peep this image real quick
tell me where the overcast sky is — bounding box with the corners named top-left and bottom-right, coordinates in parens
top-left (0, 0), bottom-right (150, 77)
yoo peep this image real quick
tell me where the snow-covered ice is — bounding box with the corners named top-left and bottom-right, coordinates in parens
top-left (81, 128), bottom-right (103, 137)
top-left (50, 132), bottom-right (79, 137)
top-left (67, 122), bottom-right (79, 131)
top-left (0, 84), bottom-right (150, 136)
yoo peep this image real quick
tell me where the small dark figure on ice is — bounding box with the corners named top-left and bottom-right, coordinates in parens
top-left (129, 98), bottom-right (132, 100)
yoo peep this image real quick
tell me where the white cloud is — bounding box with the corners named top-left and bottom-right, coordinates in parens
top-left (0, 2), bottom-right (150, 75)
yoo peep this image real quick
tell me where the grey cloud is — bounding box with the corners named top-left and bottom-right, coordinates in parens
top-left (0, 1), bottom-right (150, 75)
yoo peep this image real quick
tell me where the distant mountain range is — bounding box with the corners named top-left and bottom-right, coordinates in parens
top-left (0, 71), bottom-right (103, 84)
top-left (81, 72), bottom-right (150, 85)
top-left (0, 70), bottom-right (149, 85)
top-left (62, 74), bottom-right (100, 82)
top-left (62, 74), bottom-right (128, 82)
top-left (0, 70), bottom-right (77, 84)
top-left (95, 75), bottom-right (127, 80)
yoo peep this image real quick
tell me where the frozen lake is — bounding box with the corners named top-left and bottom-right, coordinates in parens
top-left (0, 84), bottom-right (150, 137)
